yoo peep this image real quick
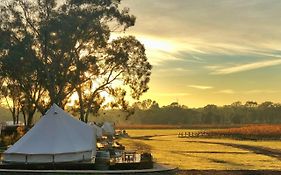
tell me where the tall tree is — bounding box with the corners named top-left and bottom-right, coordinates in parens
top-left (0, 0), bottom-right (151, 125)
top-left (0, 81), bottom-right (21, 125)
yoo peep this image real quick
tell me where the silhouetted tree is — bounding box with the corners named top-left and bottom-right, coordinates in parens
top-left (0, 0), bottom-right (151, 124)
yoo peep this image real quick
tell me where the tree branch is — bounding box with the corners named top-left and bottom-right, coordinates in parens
top-left (19, 0), bottom-right (41, 37)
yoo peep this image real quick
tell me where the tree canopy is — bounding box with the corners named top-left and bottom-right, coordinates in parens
top-left (0, 0), bottom-right (152, 126)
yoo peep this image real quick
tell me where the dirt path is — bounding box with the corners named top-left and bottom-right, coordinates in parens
top-left (185, 140), bottom-right (281, 160)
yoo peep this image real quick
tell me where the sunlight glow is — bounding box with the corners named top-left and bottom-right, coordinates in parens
top-left (137, 37), bottom-right (175, 52)
top-left (110, 33), bottom-right (176, 52)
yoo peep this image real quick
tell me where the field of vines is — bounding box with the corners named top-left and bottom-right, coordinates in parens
top-left (206, 124), bottom-right (281, 140)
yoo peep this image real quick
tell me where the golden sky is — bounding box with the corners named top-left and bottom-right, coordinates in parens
top-left (119, 0), bottom-right (281, 107)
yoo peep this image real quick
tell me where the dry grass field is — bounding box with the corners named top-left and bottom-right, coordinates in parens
top-left (118, 129), bottom-right (281, 173)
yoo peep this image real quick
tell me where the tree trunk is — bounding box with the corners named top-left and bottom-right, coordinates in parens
top-left (27, 112), bottom-right (34, 129)
top-left (76, 86), bottom-right (85, 122)
top-left (12, 107), bottom-right (16, 125)
top-left (22, 110), bottom-right (27, 126)
top-left (85, 112), bottom-right (89, 123)
top-left (16, 109), bottom-right (19, 124)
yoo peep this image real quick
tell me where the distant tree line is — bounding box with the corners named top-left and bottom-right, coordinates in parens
top-left (2, 97), bottom-right (281, 126)
top-left (124, 100), bottom-right (281, 125)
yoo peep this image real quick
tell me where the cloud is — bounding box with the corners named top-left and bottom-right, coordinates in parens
top-left (133, 35), bottom-right (208, 65)
top-left (154, 92), bottom-right (190, 97)
top-left (152, 67), bottom-right (190, 78)
top-left (123, 0), bottom-right (281, 58)
top-left (118, 0), bottom-right (281, 107)
top-left (211, 59), bottom-right (281, 75)
top-left (244, 89), bottom-right (279, 94)
top-left (205, 65), bottom-right (224, 71)
top-left (217, 89), bottom-right (235, 94)
top-left (174, 68), bottom-right (189, 72)
top-left (188, 85), bottom-right (213, 90)
top-left (254, 52), bottom-right (281, 58)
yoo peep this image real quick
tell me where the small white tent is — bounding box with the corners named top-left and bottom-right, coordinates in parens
top-left (101, 122), bottom-right (115, 136)
top-left (3, 104), bottom-right (96, 164)
top-left (89, 123), bottom-right (103, 139)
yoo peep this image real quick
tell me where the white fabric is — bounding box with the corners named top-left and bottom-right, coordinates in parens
top-left (101, 122), bottom-right (115, 136)
top-left (3, 104), bottom-right (96, 163)
top-left (89, 124), bottom-right (103, 139)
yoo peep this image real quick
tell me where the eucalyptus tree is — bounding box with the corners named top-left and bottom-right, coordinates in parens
top-left (0, 0), bottom-right (151, 124)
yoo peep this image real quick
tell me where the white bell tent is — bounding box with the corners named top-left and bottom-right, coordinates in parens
top-left (89, 123), bottom-right (103, 139)
top-left (101, 122), bottom-right (115, 136)
top-left (3, 104), bottom-right (96, 164)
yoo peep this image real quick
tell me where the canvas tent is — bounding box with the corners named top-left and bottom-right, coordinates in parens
top-left (89, 123), bottom-right (103, 139)
top-left (101, 122), bottom-right (115, 136)
top-left (3, 104), bottom-right (96, 164)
